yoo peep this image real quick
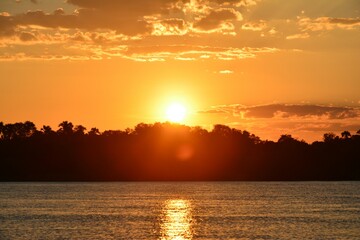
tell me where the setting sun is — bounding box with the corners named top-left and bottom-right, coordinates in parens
top-left (166, 103), bottom-right (187, 123)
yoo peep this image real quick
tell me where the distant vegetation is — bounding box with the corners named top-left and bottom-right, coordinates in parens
top-left (0, 121), bottom-right (359, 181)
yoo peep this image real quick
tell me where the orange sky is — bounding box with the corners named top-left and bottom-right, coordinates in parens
top-left (0, 0), bottom-right (360, 142)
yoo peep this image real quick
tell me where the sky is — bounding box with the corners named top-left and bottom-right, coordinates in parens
top-left (0, 0), bottom-right (359, 142)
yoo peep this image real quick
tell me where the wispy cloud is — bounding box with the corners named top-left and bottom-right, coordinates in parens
top-left (0, 42), bottom-right (279, 61)
top-left (218, 70), bottom-right (234, 74)
top-left (298, 17), bottom-right (360, 32)
top-left (193, 8), bottom-right (242, 34)
top-left (241, 21), bottom-right (267, 31)
top-left (199, 103), bottom-right (360, 141)
top-left (286, 32), bottom-right (309, 40)
top-left (201, 103), bottom-right (360, 119)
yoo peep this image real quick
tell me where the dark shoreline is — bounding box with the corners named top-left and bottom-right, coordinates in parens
top-left (1, 121), bottom-right (359, 181)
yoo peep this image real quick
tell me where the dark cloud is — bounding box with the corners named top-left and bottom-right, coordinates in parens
top-left (5, 9), bottom-right (149, 36)
top-left (161, 19), bottom-right (186, 30)
top-left (241, 20), bottom-right (266, 31)
top-left (245, 104), bottom-right (359, 119)
top-left (210, 0), bottom-right (258, 6)
top-left (329, 17), bottom-right (360, 25)
top-left (66, 0), bottom-right (188, 16)
top-left (151, 18), bottom-right (188, 35)
top-left (0, 14), bottom-right (16, 38)
top-left (201, 104), bottom-right (360, 119)
top-left (0, 0), bottom-right (255, 40)
top-left (1, 0), bottom-right (192, 36)
top-left (228, 119), bottom-right (360, 142)
top-left (193, 8), bottom-right (241, 31)
top-left (53, 8), bottom-right (65, 16)
top-left (248, 0), bottom-right (360, 20)
top-left (18, 31), bottom-right (36, 41)
top-left (14, 10), bottom-right (77, 28)
top-left (293, 122), bottom-right (360, 133)
top-left (66, 0), bottom-right (190, 35)
top-left (299, 17), bottom-right (360, 31)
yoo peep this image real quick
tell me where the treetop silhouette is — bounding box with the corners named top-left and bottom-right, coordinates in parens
top-left (0, 120), bottom-right (359, 181)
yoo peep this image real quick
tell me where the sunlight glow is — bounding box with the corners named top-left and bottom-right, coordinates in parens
top-left (166, 103), bottom-right (187, 122)
top-left (160, 199), bottom-right (193, 240)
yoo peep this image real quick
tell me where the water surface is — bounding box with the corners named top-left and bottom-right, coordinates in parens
top-left (0, 182), bottom-right (359, 239)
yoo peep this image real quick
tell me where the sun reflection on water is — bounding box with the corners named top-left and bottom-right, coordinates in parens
top-left (160, 199), bottom-right (193, 240)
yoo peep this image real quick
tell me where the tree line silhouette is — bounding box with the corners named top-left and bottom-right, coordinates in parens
top-left (0, 121), bottom-right (359, 181)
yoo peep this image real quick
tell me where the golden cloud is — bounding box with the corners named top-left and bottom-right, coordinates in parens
top-left (298, 17), bottom-right (360, 32)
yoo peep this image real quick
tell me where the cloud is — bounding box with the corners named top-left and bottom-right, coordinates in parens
top-left (329, 18), bottom-right (360, 25)
top-left (0, 0), bottom-right (255, 40)
top-left (0, 12), bottom-right (11, 17)
top-left (0, 42), bottom-right (279, 61)
top-left (193, 8), bottom-right (242, 32)
top-left (201, 103), bottom-right (360, 120)
top-left (200, 103), bottom-right (360, 142)
top-left (118, 45), bottom-right (278, 61)
top-left (152, 18), bottom-right (188, 36)
top-left (3, 0), bottom-right (190, 37)
top-left (267, 27), bottom-right (277, 35)
top-left (18, 31), bottom-right (37, 41)
top-left (228, 119), bottom-right (360, 142)
top-left (53, 8), bottom-right (65, 16)
top-left (286, 32), bottom-right (309, 40)
top-left (210, 0), bottom-right (259, 7)
top-left (14, 9), bottom-right (151, 36)
top-left (298, 17), bottom-right (360, 32)
top-left (241, 21), bottom-right (266, 31)
top-left (219, 70), bottom-right (233, 74)
top-left (0, 0), bottom-right (290, 61)
top-left (0, 14), bottom-right (16, 38)
top-left (0, 52), bottom-right (101, 61)
top-left (66, 0), bottom-right (185, 19)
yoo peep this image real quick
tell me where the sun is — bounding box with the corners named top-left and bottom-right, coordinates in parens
top-left (166, 103), bottom-right (187, 122)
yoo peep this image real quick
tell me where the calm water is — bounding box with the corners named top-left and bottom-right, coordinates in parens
top-left (0, 182), bottom-right (359, 239)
